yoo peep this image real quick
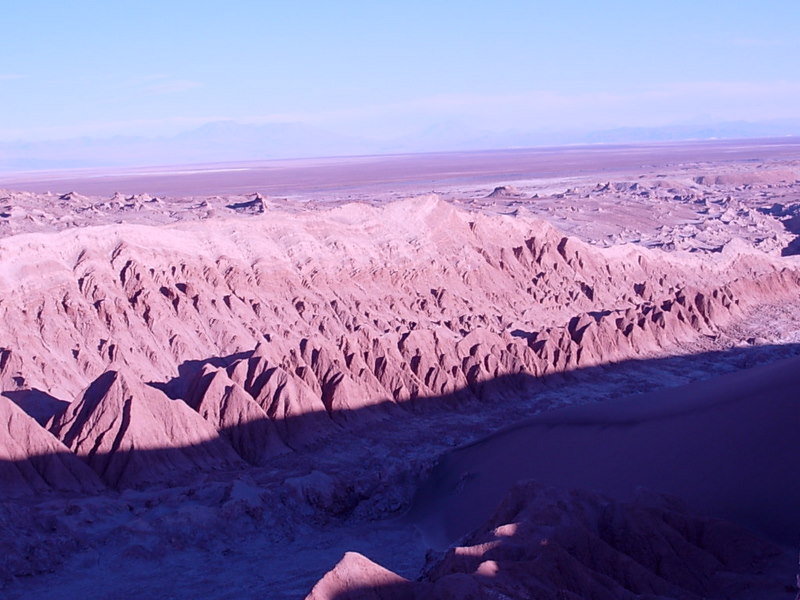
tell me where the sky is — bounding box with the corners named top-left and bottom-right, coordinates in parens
top-left (1, 1), bottom-right (799, 143)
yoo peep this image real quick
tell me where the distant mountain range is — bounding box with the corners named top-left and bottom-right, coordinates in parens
top-left (2, 118), bottom-right (799, 172)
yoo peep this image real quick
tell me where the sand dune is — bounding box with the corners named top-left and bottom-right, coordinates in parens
top-left (410, 355), bottom-right (800, 546)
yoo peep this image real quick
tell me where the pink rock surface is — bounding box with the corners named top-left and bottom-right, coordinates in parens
top-left (0, 395), bottom-right (103, 495)
top-left (185, 363), bottom-right (288, 463)
top-left (0, 196), bottom-right (794, 406)
top-left (49, 369), bottom-right (243, 488)
top-left (305, 552), bottom-right (419, 600)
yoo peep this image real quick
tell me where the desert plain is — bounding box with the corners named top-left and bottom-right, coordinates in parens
top-left (0, 139), bottom-right (799, 599)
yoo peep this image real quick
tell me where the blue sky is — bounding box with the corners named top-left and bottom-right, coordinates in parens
top-left (1, 1), bottom-right (799, 142)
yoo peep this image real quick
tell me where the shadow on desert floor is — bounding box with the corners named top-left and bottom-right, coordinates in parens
top-left (2, 342), bottom-right (800, 598)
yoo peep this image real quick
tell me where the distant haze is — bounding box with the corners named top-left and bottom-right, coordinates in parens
top-left (2, 3), bottom-right (799, 171)
top-left (2, 119), bottom-right (800, 173)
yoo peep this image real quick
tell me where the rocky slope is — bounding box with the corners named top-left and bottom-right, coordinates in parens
top-left (48, 369), bottom-right (243, 488)
top-left (306, 482), bottom-right (789, 600)
top-left (0, 196), bottom-right (794, 396)
top-left (1, 196), bottom-right (799, 492)
top-left (0, 395), bottom-right (103, 496)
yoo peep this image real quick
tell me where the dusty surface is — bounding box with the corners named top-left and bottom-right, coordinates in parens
top-left (1, 140), bottom-right (799, 599)
top-left (1, 140), bottom-right (799, 257)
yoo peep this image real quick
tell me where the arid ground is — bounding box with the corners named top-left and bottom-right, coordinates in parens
top-left (1, 139), bottom-right (799, 599)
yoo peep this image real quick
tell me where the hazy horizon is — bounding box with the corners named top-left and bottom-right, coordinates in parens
top-left (2, 2), bottom-right (799, 169)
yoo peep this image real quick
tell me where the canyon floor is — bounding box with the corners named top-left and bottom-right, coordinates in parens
top-left (1, 140), bottom-right (799, 599)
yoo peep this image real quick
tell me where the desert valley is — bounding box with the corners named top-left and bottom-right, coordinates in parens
top-left (0, 139), bottom-right (799, 599)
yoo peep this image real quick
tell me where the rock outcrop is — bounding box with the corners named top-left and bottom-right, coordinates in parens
top-left (185, 362), bottom-right (288, 463)
top-left (49, 369), bottom-right (243, 488)
top-left (306, 482), bottom-right (787, 599)
top-left (0, 395), bottom-right (104, 496)
top-left (305, 552), bottom-right (418, 600)
top-left (423, 482), bottom-right (786, 600)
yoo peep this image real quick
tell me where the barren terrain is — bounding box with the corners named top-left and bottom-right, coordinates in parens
top-left (1, 140), bottom-right (799, 599)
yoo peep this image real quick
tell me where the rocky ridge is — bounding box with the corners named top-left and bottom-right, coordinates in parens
top-left (1, 197), bottom-right (798, 493)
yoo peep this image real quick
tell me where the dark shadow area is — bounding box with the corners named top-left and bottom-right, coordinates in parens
top-left (225, 196), bottom-right (265, 214)
top-left (4, 342), bottom-right (800, 496)
top-left (148, 350), bottom-right (251, 399)
top-left (508, 328), bottom-right (535, 342)
top-left (757, 202), bottom-right (800, 256)
top-left (408, 350), bottom-right (800, 548)
top-left (309, 479), bottom-right (798, 599)
top-left (782, 236), bottom-right (800, 257)
top-left (2, 388), bottom-right (69, 425)
top-left (2, 342), bottom-right (800, 597)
